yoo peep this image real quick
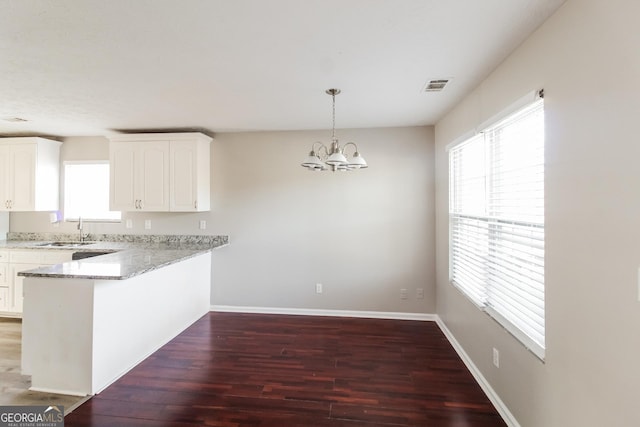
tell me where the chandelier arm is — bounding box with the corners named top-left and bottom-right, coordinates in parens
top-left (311, 141), bottom-right (324, 153)
top-left (314, 142), bottom-right (329, 161)
top-left (342, 142), bottom-right (359, 156)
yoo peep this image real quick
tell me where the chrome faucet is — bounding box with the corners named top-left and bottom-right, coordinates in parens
top-left (77, 216), bottom-right (85, 242)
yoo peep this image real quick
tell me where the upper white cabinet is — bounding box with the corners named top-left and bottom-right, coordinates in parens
top-left (170, 137), bottom-right (210, 212)
top-left (0, 137), bottom-right (61, 212)
top-left (110, 140), bottom-right (170, 211)
top-left (109, 133), bottom-right (211, 212)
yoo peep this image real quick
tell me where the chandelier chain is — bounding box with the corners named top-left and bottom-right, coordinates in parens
top-left (331, 91), bottom-right (336, 140)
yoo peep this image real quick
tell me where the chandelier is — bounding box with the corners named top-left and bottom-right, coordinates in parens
top-left (301, 89), bottom-right (368, 171)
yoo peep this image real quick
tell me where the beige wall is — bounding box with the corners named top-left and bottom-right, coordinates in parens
top-left (435, 0), bottom-right (640, 426)
top-left (211, 127), bottom-right (435, 312)
top-left (11, 126), bottom-right (436, 314)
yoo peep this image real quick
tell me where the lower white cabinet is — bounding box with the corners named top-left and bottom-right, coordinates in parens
top-left (0, 250), bottom-right (8, 282)
top-left (0, 287), bottom-right (8, 311)
top-left (0, 259), bottom-right (7, 285)
top-left (0, 250), bottom-right (7, 311)
top-left (0, 249), bottom-right (74, 317)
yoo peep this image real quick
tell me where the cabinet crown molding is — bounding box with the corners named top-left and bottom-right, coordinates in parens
top-left (0, 137), bottom-right (62, 146)
top-left (107, 132), bottom-right (212, 143)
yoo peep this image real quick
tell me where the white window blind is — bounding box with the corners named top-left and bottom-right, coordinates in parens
top-left (449, 98), bottom-right (545, 359)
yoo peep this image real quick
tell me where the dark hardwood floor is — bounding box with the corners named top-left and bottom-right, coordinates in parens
top-left (65, 312), bottom-right (506, 426)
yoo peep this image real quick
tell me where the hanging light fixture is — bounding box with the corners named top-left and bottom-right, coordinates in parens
top-left (301, 89), bottom-right (368, 172)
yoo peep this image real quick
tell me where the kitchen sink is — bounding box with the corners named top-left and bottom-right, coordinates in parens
top-left (71, 251), bottom-right (114, 260)
top-left (37, 241), bottom-right (95, 247)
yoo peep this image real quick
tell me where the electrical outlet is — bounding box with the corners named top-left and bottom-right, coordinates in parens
top-left (400, 289), bottom-right (408, 300)
top-left (416, 288), bottom-right (424, 299)
top-left (144, 220), bottom-right (151, 230)
top-left (316, 283), bottom-right (323, 294)
top-left (126, 219), bottom-right (133, 229)
top-left (493, 348), bottom-right (500, 368)
top-left (199, 220), bottom-right (206, 230)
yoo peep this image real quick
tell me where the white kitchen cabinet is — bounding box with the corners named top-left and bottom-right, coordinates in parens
top-left (0, 250), bottom-right (8, 284)
top-left (170, 136), bottom-right (211, 211)
top-left (110, 140), bottom-right (170, 211)
top-left (0, 263), bottom-right (7, 286)
top-left (0, 137), bottom-right (61, 211)
top-left (0, 250), bottom-right (7, 311)
top-left (0, 287), bottom-right (8, 312)
top-left (0, 249), bottom-right (74, 316)
top-left (109, 133), bottom-right (211, 212)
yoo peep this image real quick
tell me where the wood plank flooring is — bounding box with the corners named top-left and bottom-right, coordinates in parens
top-left (65, 313), bottom-right (506, 426)
top-left (0, 318), bottom-right (88, 412)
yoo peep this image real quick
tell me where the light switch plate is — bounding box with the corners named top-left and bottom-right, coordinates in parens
top-left (199, 220), bottom-right (206, 230)
top-left (126, 219), bottom-right (133, 229)
top-left (144, 220), bottom-right (151, 230)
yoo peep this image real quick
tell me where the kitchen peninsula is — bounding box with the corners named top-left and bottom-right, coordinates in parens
top-left (8, 233), bottom-right (228, 396)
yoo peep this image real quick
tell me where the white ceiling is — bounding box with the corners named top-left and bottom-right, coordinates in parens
top-left (0, 0), bottom-right (566, 137)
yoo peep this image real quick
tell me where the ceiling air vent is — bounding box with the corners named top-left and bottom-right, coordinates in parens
top-left (423, 79), bottom-right (450, 92)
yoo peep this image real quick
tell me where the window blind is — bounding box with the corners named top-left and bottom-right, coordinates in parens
top-left (449, 99), bottom-right (545, 359)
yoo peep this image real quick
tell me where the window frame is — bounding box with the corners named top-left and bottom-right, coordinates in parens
top-left (62, 160), bottom-right (121, 223)
top-left (448, 91), bottom-right (545, 360)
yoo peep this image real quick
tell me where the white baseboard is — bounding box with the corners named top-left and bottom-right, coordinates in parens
top-left (435, 316), bottom-right (521, 427)
top-left (210, 305), bottom-right (436, 321)
top-left (28, 386), bottom-right (87, 397)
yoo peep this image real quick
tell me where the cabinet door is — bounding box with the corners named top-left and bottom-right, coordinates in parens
top-left (170, 141), bottom-right (197, 211)
top-left (10, 144), bottom-right (37, 210)
top-left (110, 142), bottom-right (137, 211)
top-left (0, 138), bottom-right (60, 212)
top-left (139, 141), bottom-right (170, 211)
top-left (0, 263), bottom-right (7, 286)
top-left (0, 147), bottom-right (11, 211)
top-left (170, 139), bottom-right (210, 212)
top-left (0, 287), bottom-right (8, 311)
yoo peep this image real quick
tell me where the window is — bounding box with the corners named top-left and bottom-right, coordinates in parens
top-left (63, 161), bottom-right (121, 221)
top-left (449, 96), bottom-right (545, 359)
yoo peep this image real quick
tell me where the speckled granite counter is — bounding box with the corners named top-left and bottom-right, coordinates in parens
top-left (2, 233), bottom-right (228, 280)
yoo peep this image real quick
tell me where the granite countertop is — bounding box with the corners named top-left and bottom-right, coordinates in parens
top-left (2, 233), bottom-right (228, 281)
